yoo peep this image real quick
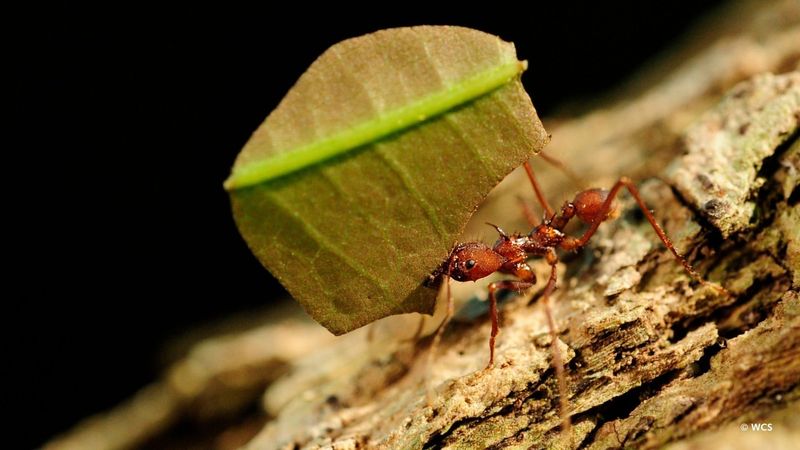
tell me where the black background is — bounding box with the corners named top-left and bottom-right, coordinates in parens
top-left (17, 2), bottom-right (725, 447)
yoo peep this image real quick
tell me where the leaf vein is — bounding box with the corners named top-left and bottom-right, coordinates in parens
top-left (442, 114), bottom-right (497, 179)
top-left (316, 166), bottom-right (398, 255)
top-left (373, 145), bottom-right (449, 239)
top-left (265, 191), bottom-right (391, 295)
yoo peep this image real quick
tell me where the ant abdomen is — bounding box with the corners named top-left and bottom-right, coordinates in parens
top-left (573, 188), bottom-right (618, 224)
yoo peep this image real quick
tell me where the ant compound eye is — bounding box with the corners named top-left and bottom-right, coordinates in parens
top-left (465, 259), bottom-right (477, 270)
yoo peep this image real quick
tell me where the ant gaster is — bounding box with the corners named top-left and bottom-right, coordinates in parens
top-left (431, 158), bottom-right (723, 436)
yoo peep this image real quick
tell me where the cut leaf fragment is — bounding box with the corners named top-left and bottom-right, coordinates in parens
top-left (228, 26), bottom-right (548, 334)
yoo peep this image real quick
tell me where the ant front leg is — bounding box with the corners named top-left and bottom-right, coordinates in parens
top-left (428, 269), bottom-right (456, 369)
top-left (425, 271), bottom-right (456, 404)
top-left (486, 280), bottom-right (534, 369)
top-left (523, 161), bottom-right (555, 219)
top-left (522, 154), bottom-right (587, 225)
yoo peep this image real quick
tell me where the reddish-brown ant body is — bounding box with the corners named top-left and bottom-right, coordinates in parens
top-left (431, 158), bottom-right (722, 435)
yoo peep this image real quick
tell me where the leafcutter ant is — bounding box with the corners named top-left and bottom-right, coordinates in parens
top-left (428, 156), bottom-right (726, 437)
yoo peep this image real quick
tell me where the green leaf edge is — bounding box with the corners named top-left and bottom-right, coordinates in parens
top-left (224, 59), bottom-right (527, 190)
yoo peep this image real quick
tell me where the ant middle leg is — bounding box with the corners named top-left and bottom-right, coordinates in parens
top-left (486, 280), bottom-right (534, 369)
top-left (538, 257), bottom-right (572, 439)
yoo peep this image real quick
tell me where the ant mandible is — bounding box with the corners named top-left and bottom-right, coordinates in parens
top-left (431, 156), bottom-right (723, 435)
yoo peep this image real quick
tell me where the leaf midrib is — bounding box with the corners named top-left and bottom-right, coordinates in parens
top-left (224, 59), bottom-right (526, 190)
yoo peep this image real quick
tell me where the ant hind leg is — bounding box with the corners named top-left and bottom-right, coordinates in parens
top-left (562, 177), bottom-right (727, 294)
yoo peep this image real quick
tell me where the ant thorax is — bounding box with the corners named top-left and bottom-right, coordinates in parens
top-left (522, 223), bottom-right (566, 254)
top-left (492, 234), bottom-right (527, 262)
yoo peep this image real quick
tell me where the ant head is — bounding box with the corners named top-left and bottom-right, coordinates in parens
top-left (573, 188), bottom-right (619, 224)
top-left (448, 242), bottom-right (505, 282)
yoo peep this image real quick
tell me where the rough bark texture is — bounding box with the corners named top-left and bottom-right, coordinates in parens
top-left (45, 1), bottom-right (800, 449)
